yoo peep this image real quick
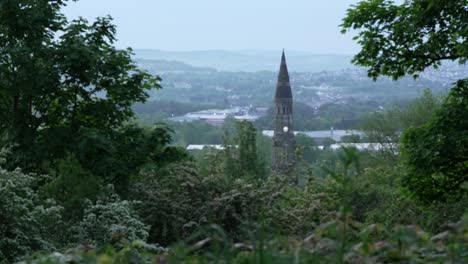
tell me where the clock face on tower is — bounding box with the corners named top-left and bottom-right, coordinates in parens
top-left (283, 126), bottom-right (289, 133)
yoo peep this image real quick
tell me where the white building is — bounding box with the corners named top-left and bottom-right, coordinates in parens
top-left (170, 107), bottom-right (262, 125)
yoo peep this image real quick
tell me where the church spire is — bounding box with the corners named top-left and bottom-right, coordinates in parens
top-left (275, 50), bottom-right (292, 99)
top-left (272, 50), bottom-right (296, 180)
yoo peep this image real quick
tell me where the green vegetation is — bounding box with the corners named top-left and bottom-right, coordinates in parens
top-left (341, 0), bottom-right (467, 80)
top-left (24, 217), bottom-right (468, 263)
top-left (0, 0), bottom-right (467, 263)
top-left (0, 0), bottom-right (160, 172)
top-left (343, 0), bottom-right (467, 206)
top-left (360, 89), bottom-right (443, 160)
top-left (401, 80), bottom-right (468, 204)
top-left (0, 168), bottom-right (63, 261)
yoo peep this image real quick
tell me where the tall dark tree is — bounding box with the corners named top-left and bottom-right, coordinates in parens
top-left (222, 130), bottom-right (239, 180)
top-left (236, 121), bottom-right (259, 178)
top-left (0, 0), bottom-right (160, 169)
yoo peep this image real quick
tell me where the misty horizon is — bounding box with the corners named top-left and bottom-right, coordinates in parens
top-left (133, 48), bottom-right (356, 56)
top-left (62, 0), bottom-right (377, 54)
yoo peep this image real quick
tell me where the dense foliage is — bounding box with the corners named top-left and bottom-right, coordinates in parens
top-left (25, 215), bottom-right (468, 263)
top-left (15, 159), bottom-right (468, 263)
top-left (401, 79), bottom-right (468, 203)
top-left (0, 168), bottom-right (63, 262)
top-left (344, 0), bottom-right (468, 206)
top-left (74, 195), bottom-right (149, 246)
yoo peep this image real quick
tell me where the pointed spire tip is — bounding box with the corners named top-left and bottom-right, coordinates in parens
top-left (281, 49), bottom-right (287, 64)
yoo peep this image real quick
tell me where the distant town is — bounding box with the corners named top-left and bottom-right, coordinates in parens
top-left (136, 57), bottom-right (466, 111)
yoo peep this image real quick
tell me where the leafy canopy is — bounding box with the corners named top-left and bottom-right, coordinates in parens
top-left (341, 0), bottom-right (467, 80)
top-left (0, 0), bottom-right (160, 169)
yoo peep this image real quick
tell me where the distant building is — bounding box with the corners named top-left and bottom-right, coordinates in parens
top-left (325, 143), bottom-right (398, 152)
top-left (169, 107), bottom-right (263, 125)
top-left (272, 51), bottom-right (296, 178)
top-left (187, 145), bottom-right (225, 150)
top-left (186, 145), bottom-right (238, 151)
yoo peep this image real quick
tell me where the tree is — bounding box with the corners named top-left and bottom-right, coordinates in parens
top-left (400, 80), bottom-right (467, 203)
top-left (341, 0), bottom-right (467, 80)
top-left (222, 130), bottom-right (239, 180)
top-left (43, 123), bottom-right (189, 208)
top-left (342, 0), bottom-right (467, 203)
top-left (236, 121), bottom-right (259, 178)
top-left (0, 0), bottom-right (160, 170)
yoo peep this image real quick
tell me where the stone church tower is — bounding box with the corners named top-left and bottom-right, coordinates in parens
top-left (272, 50), bottom-right (296, 176)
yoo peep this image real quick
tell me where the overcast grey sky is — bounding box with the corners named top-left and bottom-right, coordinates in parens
top-left (63, 0), bottom-right (367, 54)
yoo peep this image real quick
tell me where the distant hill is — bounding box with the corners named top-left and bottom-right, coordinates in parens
top-left (133, 49), bottom-right (355, 72)
top-left (135, 59), bottom-right (217, 72)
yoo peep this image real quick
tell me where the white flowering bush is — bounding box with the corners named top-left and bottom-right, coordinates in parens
top-left (74, 195), bottom-right (149, 245)
top-left (133, 162), bottom-right (331, 246)
top-left (0, 168), bottom-right (63, 262)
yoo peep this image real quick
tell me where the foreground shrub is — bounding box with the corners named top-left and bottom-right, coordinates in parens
top-left (162, 213), bottom-right (468, 264)
top-left (22, 241), bottom-right (165, 264)
top-left (26, 213), bottom-right (467, 263)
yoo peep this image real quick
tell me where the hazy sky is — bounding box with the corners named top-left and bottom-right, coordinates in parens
top-left (63, 0), bottom-right (367, 54)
